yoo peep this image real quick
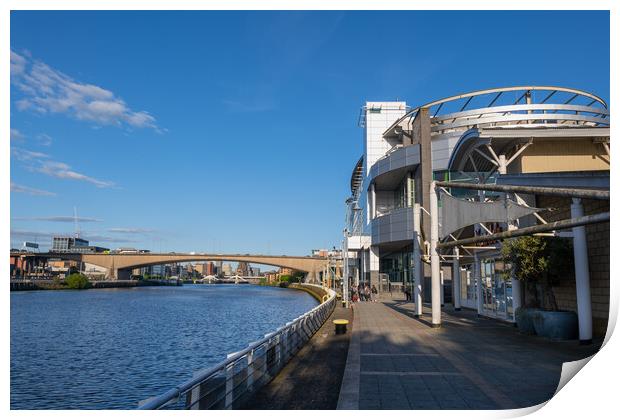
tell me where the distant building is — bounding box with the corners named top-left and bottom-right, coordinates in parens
top-left (51, 236), bottom-right (109, 254)
top-left (51, 236), bottom-right (88, 252)
top-left (312, 249), bottom-right (329, 258)
top-left (236, 262), bottom-right (250, 277)
top-left (207, 262), bottom-right (215, 276)
top-left (222, 263), bottom-right (232, 276)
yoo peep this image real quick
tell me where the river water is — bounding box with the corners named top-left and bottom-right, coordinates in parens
top-left (10, 284), bottom-right (317, 409)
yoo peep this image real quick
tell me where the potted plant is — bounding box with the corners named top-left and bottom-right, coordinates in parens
top-left (501, 236), bottom-right (578, 340)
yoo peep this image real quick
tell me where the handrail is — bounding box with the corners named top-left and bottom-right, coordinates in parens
top-left (138, 283), bottom-right (336, 410)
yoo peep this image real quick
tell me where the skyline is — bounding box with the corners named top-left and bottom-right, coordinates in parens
top-left (10, 10), bottom-right (610, 254)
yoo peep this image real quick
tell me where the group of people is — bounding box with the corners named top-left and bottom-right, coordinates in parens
top-left (351, 283), bottom-right (378, 302)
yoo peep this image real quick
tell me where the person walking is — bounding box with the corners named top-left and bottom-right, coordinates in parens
top-left (371, 285), bottom-right (378, 302)
top-left (364, 284), bottom-right (371, 303)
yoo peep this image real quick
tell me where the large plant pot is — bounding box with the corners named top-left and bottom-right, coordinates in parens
top-left (515, 308), bottom-right (539, 335)
top-left (532, 310), bottom-right (578, 340)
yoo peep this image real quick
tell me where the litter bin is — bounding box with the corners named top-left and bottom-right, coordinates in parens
top-left (333, 319), bottom-right (349, 335)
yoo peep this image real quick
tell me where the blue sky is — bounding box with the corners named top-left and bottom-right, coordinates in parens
top-left (10, 10), bottom-right (610, 255)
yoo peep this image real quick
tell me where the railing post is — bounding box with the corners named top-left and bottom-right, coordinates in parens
top-left (247, 349), bottom-right (254, 391)
top-left (225, 362), bottom-right (233, 409)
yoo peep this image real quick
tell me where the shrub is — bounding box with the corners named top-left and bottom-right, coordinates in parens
top-left (501, 236), bottom-right (573, 310)
top-left (65, 273), bottom-right (91, 289)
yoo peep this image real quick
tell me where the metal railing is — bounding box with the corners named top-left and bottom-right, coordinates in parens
top-left (138, 283), bottom-right (336, 410)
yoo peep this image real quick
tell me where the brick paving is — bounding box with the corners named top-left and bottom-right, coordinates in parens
top-left (338, 299), bottom-right (601, 410)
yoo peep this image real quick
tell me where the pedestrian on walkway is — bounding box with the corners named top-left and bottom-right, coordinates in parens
top-left (364, 284), bottom-right (371, 302)
top-left (371, 285), bottom-right (378, 302)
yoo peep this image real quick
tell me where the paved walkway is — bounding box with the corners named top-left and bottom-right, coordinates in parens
top-left (338, 299), bottom-right (601, 410)
top-left (242, 305), bottom-right (353, 409)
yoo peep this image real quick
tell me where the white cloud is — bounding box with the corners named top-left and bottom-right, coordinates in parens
top-left (10, 182), bottom-right (56, 196)
top-left (108, 227), bottom-right (154, 234)
top-left (13, 216), bottom-right (102, 223)
top-left (36, 133), bottom-right (53, 146)
top-left (38, 160), bottom-right (114, 188)
top-left (10, 50), bottom-right (26, 76)
top-left (10, 229), bottom-right (137, 245)
top-left (11, 49), bottom-right (162, 131)
top-left (12, 147), bottom-right (114, 188)
top-left (10, 128), bottom-right (25, 142)
top-left (12, 147), bottom-right (50, 161)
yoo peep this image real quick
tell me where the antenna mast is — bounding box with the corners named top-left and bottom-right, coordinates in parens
top-left (74, 206), bottom-right (81, 238)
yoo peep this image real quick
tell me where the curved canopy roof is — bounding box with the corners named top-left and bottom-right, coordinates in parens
top-left (384, 86), bottom-right (609, 139)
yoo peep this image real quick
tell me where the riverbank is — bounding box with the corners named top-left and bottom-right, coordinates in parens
top-left (10, 278), bottom-right (182, 291)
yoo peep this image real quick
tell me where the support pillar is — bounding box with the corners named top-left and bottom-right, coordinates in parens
top-left (429, 181), bottom-right (441, 328)
top-left (506, 213), bottom-right (522, 320)
top-left (343, 233), bottom-right (349, 307)
top-left (571, 198), bottom-right (593, 344)
top-left (360, 248), bottom-right (367, 286)
top-left (452, 247), bottom-right (461, 310)
top-left (369, 245), bottom-right (379, 289)
top-left (413, 203), bottom-right (423, 317)
top-left (475, 253), bottom-right (483, 316)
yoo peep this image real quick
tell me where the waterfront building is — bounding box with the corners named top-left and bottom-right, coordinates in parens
top-left (343, 87), bottom-right (609, 337)
top-left (222, 263), bottom-right (233, 276)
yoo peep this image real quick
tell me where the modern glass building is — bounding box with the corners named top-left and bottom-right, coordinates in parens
top-left (343, 86), bottom-right (610, 335)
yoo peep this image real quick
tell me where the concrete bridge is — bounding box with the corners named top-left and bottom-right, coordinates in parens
top-left (10, 252), bottom-right (329, 282)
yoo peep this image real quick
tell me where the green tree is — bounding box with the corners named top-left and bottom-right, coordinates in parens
top-left (501, 236), bottom-right (573, 310)
top-left (65, 273), bottom-right (91, 289)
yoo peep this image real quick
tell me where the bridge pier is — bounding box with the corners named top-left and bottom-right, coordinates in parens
top-left (107, 268), bottom-right (132, 280)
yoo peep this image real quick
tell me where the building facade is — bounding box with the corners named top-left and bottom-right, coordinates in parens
top-left (343, 86), bottom-right (609, 337)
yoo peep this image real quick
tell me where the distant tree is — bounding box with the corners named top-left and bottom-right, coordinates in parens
top-left (65, 273), bottom-right (91, 289)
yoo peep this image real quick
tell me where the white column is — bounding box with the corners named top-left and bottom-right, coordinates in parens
top-left (413, 203), bottom-right (423, 317)
top-left (506, 215), bottom-right (522, 319)
top-left (475, 253), bottom-right (483, 316)
top-left (571, 198), bottom-right (593, 344)
top-left (453, 247), bottom-right (461, 310)
top-left (370, 245), bottom-right (379, 290)
top-left (430, 181), bottom-right (441, 328)
top-left (406, 172), bottom-right (413, 207)
top-left (360, 248), bottom-right (368, 285)
top-left (370, 183), bottom-right (376, 219)
top-left (498, 154), bottom-right (507, 175)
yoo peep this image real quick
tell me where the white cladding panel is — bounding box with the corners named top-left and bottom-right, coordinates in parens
top-left (431, 132), bottom-right (463, 170)
top-left (364, 102), bottom-right (407, 175)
